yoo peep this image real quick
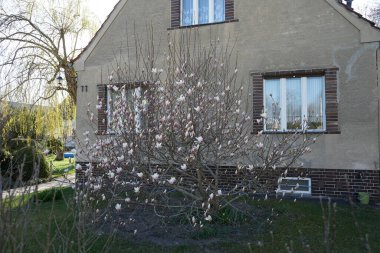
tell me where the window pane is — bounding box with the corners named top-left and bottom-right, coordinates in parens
top-left (307, 77), bottom-right (324, 130)
top-left (182, 0), bottom-right (193, 26)
top-left (198, 0), bottom-right (209, 24)
top-left (265, 79), bottom-right (281, 130)
top-left (214, 0), bottom-right (225, 22)
top-left (286, 78), bottom-right (302, 130)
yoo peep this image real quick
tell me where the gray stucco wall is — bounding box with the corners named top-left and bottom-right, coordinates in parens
top-left (75, 0), bottom-right (380, 171)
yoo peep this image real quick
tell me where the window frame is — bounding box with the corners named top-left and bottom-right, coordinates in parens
top-left (262, 76), bottom-right (327, 133)
top-left (180, 0), bottom-right (225, 26)
top-left (106, 84), bottom-right (146, 134)
top-left (277, 177), bottom-right (312, 195)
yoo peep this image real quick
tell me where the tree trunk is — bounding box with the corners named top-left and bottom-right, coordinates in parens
top-left (55, 151), bottom-right (64, 161)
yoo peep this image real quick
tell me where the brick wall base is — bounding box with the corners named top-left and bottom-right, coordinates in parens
top-left (75, 162), bottom-right (380, 203)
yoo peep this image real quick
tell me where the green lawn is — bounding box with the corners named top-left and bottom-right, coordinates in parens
top-left (46, 154), bottom-right (75, 177)
top-left (5, 188), bottom-right (380, 253)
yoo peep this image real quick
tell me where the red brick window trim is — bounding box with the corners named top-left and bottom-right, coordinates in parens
top-left (251, 67), bottom-right (340, 134)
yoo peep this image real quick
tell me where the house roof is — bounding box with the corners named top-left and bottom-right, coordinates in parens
top-left (73, 0), bottom-right (380, 70)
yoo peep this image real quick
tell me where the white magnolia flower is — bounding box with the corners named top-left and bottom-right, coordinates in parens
top-left (116, 167), bottom-right (122, 173)
top-left (165, 100), bottom-right (170, 106)
top-left (217, 190), bottom-right (222, 196)
top-left (155, 134), bottom-right (163, 141)
top-left (194, 106), bottom-right (201, 112)
top-left (256, 142), bottom-right (264, 148)
top-left (155, 142), bottom-right (162, 149)
top-left (195, 136), bottom-right (203, 143)
top-left (248, 165), bottom-right (254, 171)
top-left (96, 104), bottom-right (102, 109)
top-left (181, 164), bottom-right (187, 170)
top-left (137, 172), bottom-right (143, 178)
top-left (177, 95), bottom-right (186, 102)
top-left (75, 164), bottom-right (82, 171)
top-left (102, 194), bottom-right (106, 201)
top-left (115, 203), bottom-right (121, 211)
top-left (125, 197), bottom-right (131, 202)
top-left (117, 155), bottom-right (124, 161)
top-left (128, 149), bottom-right (134, 155)
top-left (192, 216), bottom-right (196, 224)
top-left (205, 215), bottom-right (212, 221)
top-left (214, 96), bottom-right (220, 102)
top-left (151, 173), bottom-right (159, 180)
top-left (107, 171), bottom-right (115, 179)
top-left (134, 187), bottom-right (140, 193)
top-left (152, 68), bottom-right (158, 73)
top-left (187, 88), bottom-right (193, 95)
top-left (260, 112), bottom-right (267, 118)
top-left (167, 177), bottom-right (176, 184)
top-left (176, 80), bottom-right (185, 85)
top-left (209, 193), bottom-right (214, 200)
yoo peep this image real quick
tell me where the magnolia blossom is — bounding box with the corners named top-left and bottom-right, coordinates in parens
top-left (75, 164), bottom-right (82, 171)
top-left (177, 95), bottom-right (186, 102)
top-left (180, 164), bottom-right (187, 170)
top-left (137, 172), bottom-right (143, 178)
top-left (125, 197), bottom-right (131, 202)
top-left (155, 134), bottom-right (163, 142)
top-left (155, 142), bottom-right (162, 149)
top-left (107, 171), bottom-right (115, 179)
top-left (256, 142), bottom-right (264, 148)
top-left (194, 106), bottom-right (201, 112)
top-left (115, 203), bottom-right (121, 211)
top-left (128, 149), bottom-right (134, 155)
top-left (134, 187), bottom-right (140, 193)
top-left (167, 177), bottom-right (176, 184)
top-left (195, 136), bottom-right (203, 143)
top-left (151, 173), bottom-right (159, 180)
top-left (209, 193), bottom-right (214, 200)
top-left (217, 190), bottom-right (222, 196)
top-left (205, 215), bottom-right (212, 221)
top-left (260, 112), bottom-right (267, 118)
top-left (116, 167), bottom-right (122, 173)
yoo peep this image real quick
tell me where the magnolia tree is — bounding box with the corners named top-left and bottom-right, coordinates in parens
top-left (78, 30), bottom-right (315, 226)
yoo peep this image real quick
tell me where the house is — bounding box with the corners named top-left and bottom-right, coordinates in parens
top-left (74, 0), bottom-right (380, 201)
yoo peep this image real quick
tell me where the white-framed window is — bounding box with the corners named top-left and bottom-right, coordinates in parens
top-left (107, 85), bottom-right (146, 133)
top-left (277, 177), bottom-right (312, 195)
top-left (263, 76), bottom-right (326, 132)
top-left (181, 0), bottom-right (225, 26)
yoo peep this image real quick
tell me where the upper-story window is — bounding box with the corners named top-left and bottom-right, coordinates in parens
top-left (181, 0), bottom-right (225, 26)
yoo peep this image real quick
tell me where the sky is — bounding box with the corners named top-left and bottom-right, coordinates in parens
top-left (86, 0), bottom-right (380, 24)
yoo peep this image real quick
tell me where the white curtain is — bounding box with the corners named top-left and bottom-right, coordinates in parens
top-left (307, 77), bottom-right (324, 130)
top-left (265, 79), bottom-right (280, 130)
top-left (182, 0), bottom-right (193, 25)
top-left (198, 0), bottom-right (209, 24)
top-left (286, 78), bottom-right (302, 130)
top-left (214, 0), bottom-right (225, 22)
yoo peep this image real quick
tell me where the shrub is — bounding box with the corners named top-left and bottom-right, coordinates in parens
top-left (12, 146), bottom-right (50, 181)
top-left (46, 137), bottom-right (63, 154)
top-left (0, 149), bottom-right (11, 176)
top-left (35, 188), bottom-right (63, 202)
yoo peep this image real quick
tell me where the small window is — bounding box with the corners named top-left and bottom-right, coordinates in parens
top-left (264, 76), bottom-right (326, 132)
top-left (277, 177), bottom-right (311, 195)
top-left (107, 85), bottom-right (146, 133)
top-left (181, 0), bottom-right (225, 26)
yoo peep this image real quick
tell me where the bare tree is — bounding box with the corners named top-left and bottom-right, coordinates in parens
top-left (0, 0), bottom-right (98, 103)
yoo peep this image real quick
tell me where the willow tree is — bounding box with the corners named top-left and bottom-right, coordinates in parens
top-left (0, 0), bottom-right (98, 103)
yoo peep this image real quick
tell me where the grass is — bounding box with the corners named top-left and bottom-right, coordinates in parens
top-left (6, 189), bottom-right (380, 253)
top-left (46, 154), bottom-right (75, 177)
